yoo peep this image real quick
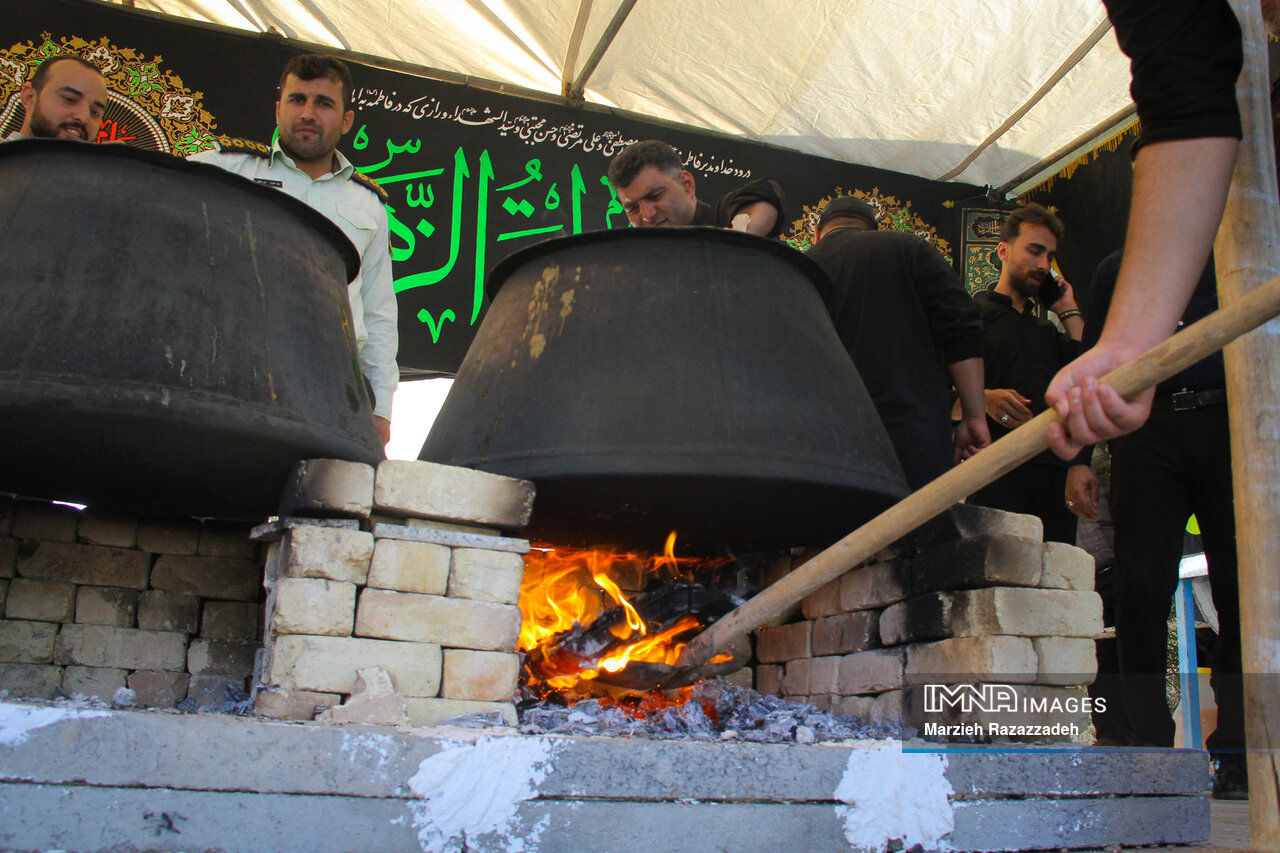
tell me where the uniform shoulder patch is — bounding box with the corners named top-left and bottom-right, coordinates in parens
top-left (214, 135), bottom-right (271, 158)
top-left (352, 170), bottom-right (389, 204)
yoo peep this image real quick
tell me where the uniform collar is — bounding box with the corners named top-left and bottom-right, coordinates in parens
top-left (270, 138), bottom-right (354, 180)
top-left (985, 288), bottom-right (1035, 315)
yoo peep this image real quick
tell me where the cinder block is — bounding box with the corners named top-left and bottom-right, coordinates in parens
top-left (62, 665), bottom-right (127, 701)
top-left (5, 579), bottom-right (76, 623)
top-left (0, 662), bottom-right (64, 698)
top-left (137, 591), bottom-right (200, 634)
top-left (953, 588), bottom-right (1104, 638)
top-left (812, 611), bottom-right (879, 656)
top-left (837, 648), bottom-right (906, 695)
top-left (755, 664), bottom-right (783, 697)
top-left (201, 602), bottom-right (261, 640)
top-left (354, 589), bottom-right (520, 652)
top-left (373, 460), bottom-right (535, 530)
top-left (76, 511), bottom-right (138, 548)
top-left (879, 593), bottom-right (956, 646)
top-left (197, 521), bottom-right (257, 559)
top-left (909, 503), bottom-right (1044, 553)
top-left (801, 577), bottom-right (843, 620)
top-left (1034, 637), bottom-right (1098, 685)
top-left (136, 517), bottom-right (201, 555)
top-left (1041, 541), bottom-right (1095, 591)
top-left (54, 624), bottom-right (187, 671)
top-left (0, 619), bottom-right (59, 663)
top-left (253, 687), bottom-right (340, 720)
top-left (911, 535), bottom-right (1045, 594)
top-left (447, 549), bottom-right (523, 605)
top-left (755, 621), bottom-right (812, 664)
top-left (441, 649), bottom-right (519, 701)
top-left (127, 670), bottom-right (190, 707)
top-left (270, 578), bottom-right (355, 637)
top-left (906, 635), bottom-right (1038, 682)
top-left (282, 526), bottom-right (373, 585)
top-left (366, 539), bottom-right (449, 595)
top-left (149, 554), bottom-right (259, 600)
top-left (400, 518), bottom-right (502, 537)
top-left (16, 541), bottom-right (149, 590)
top-left (404, 697), bottom-right (517, 728)
top-left (75, 586), bottom-right (138, 627)
top-left (279, 459), bottom-right (376, 519)
top-left (187, 673), bottom-right (247, 709)
top-left (807, 655), bottom-right (839, 695)
top-left (11, 501), bottom-right (79, 542)
top-left (780, 658), bottom-right (810, 697)
top-left (187, 638), bottom-right (259, 676)
top-left (0, 537), bottom-right (14, 579)
top-left (840, 560), bottom-right (909, 612)
top-left (263, 634), bottom-right (442, 698)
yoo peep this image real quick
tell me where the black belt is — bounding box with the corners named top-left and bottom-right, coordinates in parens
top-left (1152, 388), bottom-right (1227, 412)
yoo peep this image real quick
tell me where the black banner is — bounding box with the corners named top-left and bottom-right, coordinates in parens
top-left (4, 0), bottom-right (983, 374)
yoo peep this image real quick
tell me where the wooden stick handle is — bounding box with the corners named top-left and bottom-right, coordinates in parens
top-left (676, 271), bottom-right (1280, 669)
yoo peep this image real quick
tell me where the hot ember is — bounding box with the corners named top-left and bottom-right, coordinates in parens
top-left (518, 532), bottom-right (741, 702)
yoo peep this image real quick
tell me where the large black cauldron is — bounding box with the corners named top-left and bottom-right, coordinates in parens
top-left (421, 228), bottom-right (908, 551)
top-left (0, 140), bottom-right (384, 516)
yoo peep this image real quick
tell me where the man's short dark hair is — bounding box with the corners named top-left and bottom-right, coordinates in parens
top-left (30, 54), bottom-right (102, 92)
top-left (1001, 203), bottom-right (1065, 244)
top-left (608, 139), bottom-right (684, 188)
top-left (279, 53), bottom-right (354, 111)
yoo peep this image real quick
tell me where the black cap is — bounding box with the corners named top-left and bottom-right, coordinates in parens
top-left (817, 196), bottom-right (877, 230)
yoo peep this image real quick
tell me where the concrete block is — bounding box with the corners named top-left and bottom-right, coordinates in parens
top-left (137, 517), bottom-right (201, 555)
top-left (0, 619), bottom-right (59, 663)
top-left (0, 662), bottom-right (63, 698)
top-left (11, 501), bottom-right (80, 542)
top-left (879, 593), bottom-right (956, 646)
top-left (1040, 541), bottom-right (1095, 591)
top-left (150, 554), bottom-right (260, 600)
top-left (271, 578), bottom-right (355, 637)
top-left (807, 693), bottom-right (834, 712)
top-left (263, 634), bottom-right (442, 697)
top-left (1033, 637), bottom-right (1098, 685)
top-left (373, 459), bottom-right (535, 529)
top-left (127, 670), bottom-right (190, 707)
top-left (16, 541), bottom-right (149, 589)
top-left (780, 658), bottom-right (810, 696)
top-left (911, 534), bottom-right (1045, 594)
top-left (754, 663), bottom-right (783, 697)
top-left (909, 503), bottom-right (1044, 553)
top-left (187, 673), bottom-right (247, 709)
top-left (253, 687), bottom-right (340, 720)
top-left (137, 590), bottom-right (200, 634)
top-left (400, 517), bottom-right (503, 536)
top-left (198, 521), bottom-right (258, 559)
top-left (355, 588), bottom-right (521, 652)
top-left (282, 526), bottom-right (373, 584)
top-left (366, 538), bottom-right (449, 594)
top-left (800, 577), bottom-right (843, 619)
top-left (4, 578), bottom-right (75, 622)
top-left (722, 666), bottom-right (754, 690)
top-left (201, 601), bottom-right (261, 640)
top-left (871, 689), bottom-right (908, 725)
top-left (404, 697), bottom-right (517, 727)
top-left (811, 610), bottom-right (879, 656)
top-left (75, 585), bottom-right (139, 627)
top-left (63, 664), bottom-right (127, 701)
top-left (833, 694), bottom-right (874, 720)
top-left (906, 635), bottom-right (1038, 682)
top-left (840, 560), bottom-right (909, 612)
top-left (188, 639), bottom-right (259, 677)
top-left (806, 655), bottom-right (839, 695)
top-left (0, 537), bottom-right (14, 578)
top-left (316, 665), bottom-right (409, 726)
top-left (279, 458), bottom-right (376, 519)
top-left (55, 624), bottom-right (187, 671)
top-left (76, 510), bottom-right (138, 548)
top-left (371, 522), bottom-right (530, 555)
top-left (837, 648), bottom-right (906, 695)
top-left (448, 548), bottom-right (524, 604)
top-left (755, 620), bottom-right (812, 664)
top-left (953, 588), bottom-right (1104, 638)
top-left (441, 650), bottom-right (519, 701)
top-left (251, 517), bottom-right (360, 543)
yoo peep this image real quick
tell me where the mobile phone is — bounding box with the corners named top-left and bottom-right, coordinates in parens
top-left (1039, 269), bottom-right (1064, 307)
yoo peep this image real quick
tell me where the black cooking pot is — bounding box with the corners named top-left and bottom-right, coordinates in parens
top-left (420, 228), bottom-right (908, 551)
top-left (0, 139), bottom-right (384, 517)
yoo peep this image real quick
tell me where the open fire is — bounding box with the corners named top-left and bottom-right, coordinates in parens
top-left (517, 532), bottom-right (742, 703)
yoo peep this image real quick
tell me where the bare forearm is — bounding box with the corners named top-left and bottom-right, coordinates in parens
top-left (948, 357), bottom-right (986, 420)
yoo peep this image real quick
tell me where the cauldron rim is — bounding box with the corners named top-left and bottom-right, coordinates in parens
top-left (0, 138), bottom-right (361, 283)
top-left (484, 226), bottom-right (833, 304)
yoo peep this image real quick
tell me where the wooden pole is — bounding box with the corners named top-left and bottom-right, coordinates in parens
top-left (1219, 2), bottom-right (1280, 847)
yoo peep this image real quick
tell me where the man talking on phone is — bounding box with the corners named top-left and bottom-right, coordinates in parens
top-left (967, 204), bottom-right (1084, 543)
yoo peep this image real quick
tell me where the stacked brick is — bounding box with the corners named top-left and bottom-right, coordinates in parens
top-left (254, 459), bottom-right (534, 729)
top-left (754, 504), bottom-right (1102, 740)
top-left (0, 498), bottom-right (260, 707)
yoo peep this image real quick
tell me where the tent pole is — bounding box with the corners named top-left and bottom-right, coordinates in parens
top-left (1216, 1), bottom-right (1280, 847)
top-left (562, 0), bottom-right (594, 97)
top-left (566, 0), bottom-right (638, 102)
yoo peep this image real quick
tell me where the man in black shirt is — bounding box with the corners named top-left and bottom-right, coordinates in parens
top-left (970, 204), bottom-right (1083, 544)
top-left (806, 196), bottom-right (988, 489)
top-left (607, 140), bottom-right (784, 237)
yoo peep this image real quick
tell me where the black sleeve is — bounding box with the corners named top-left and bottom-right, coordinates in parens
top-left (910, 238), bottom-right (983, 365)
top-left (713, 178), bottom-right (786, 237)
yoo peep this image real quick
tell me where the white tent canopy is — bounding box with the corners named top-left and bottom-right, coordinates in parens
top-left (131, 0), bottom-right (1136, 194)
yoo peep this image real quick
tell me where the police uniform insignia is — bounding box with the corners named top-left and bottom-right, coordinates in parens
top-left (215, 135), bottom-right (271, 158)
top-left (352, 171), bottom-right (389, 204)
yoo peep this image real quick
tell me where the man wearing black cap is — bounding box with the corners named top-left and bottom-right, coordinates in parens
top-left (806, 195), bottom-right (989, 489)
